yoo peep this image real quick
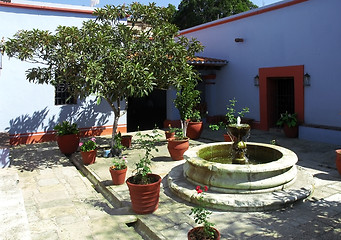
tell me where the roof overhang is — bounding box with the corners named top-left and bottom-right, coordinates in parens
top-left (188, 56), bottom-right (228, 70)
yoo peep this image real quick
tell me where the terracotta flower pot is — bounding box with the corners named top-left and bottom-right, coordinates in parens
top-left (188, 226), bottom-right (221, 240)
top-left (57, 134), bottom-right (80, 155)
top-left (167, 138), bottom-right (190, 161)
top-left (109, 166), bottom-right (127, 185)
top-left (336, 150), bottom-right (341, 175)
top-left (121, 135), bottom-right (133, 148)
top-left (186, 122), bottom-right (203, 140)
top-left (283, 124), bottom-right (298, 138)
top-left (165, 131), bottom-right (175, 139)
top-left (81, 149), bottom-right (97, 165)
top-left (126, 174), bottom-right (162, 214)
top-left (223, 133), bottom-right (236, 142)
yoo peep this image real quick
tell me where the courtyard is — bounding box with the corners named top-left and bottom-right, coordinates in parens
top-left (1, 127), bottom-right (341, 239)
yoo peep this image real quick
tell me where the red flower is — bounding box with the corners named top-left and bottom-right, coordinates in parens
top-left (196, 185), bottom-right (201, 191)
top-left (197, 189), bottom-right (203, 194)
top-left (204, 186), bottom-right (208, 192)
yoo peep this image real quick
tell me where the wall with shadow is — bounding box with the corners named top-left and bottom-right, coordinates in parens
top-left (5, 97), bottom-right (115, 144)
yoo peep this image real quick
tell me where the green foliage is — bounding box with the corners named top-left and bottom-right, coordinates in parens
top-left (225, 98), bottom-right (249, 124)
top-left (190, 110), bottom-right (202, 122)
top-left (4, 3), bottom-right (203, 148)
top-left (167, 124), bottom-right (178, 133)
top-left (174, 127), bottom-right (187, 140)
top-left (190, 185), bottom-right (215, 239)
top-left (174, 74), bottom-right (201, 121)
top-left (133, 129), bottom-right (162, 184)
top-left (172, 0), bottom-right (258, 30)
top-left (79, 138), bottom-right (97, 152)
top-left (53, 121), bottom-right (79, 136)
top-left (208, 122), bottom-right (225, 131)
top-left (112, 156), bottom-right (127, 170)
top-left (113, 132), bottom-right (125, 151)
top-left (209, 98), bottom-right (249, 131)
top-left (174, 72), bottom-right (202, 136)
top-left (276, 112), bottom-right (298, 128)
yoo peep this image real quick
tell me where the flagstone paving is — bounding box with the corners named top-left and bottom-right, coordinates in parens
top-left (1, 128), bottom-right (341, 239)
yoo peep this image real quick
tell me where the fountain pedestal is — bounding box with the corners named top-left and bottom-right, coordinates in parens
top-left (227, 123), bottom-right (250, 164)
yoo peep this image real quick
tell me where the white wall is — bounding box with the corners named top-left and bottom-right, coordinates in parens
top-left (180, 0), bottom-right (341, 137)
top-left (0, 2), bottom-right (125, 135)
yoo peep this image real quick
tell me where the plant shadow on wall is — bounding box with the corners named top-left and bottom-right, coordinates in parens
top-left (6, 98), bottom-right (112, 145)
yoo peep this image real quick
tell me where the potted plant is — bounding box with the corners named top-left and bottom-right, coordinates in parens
top-left (188, 185), bottom-right (220, 240)
top-left (54, 121), bottom-right (80, 155)
top-left (121, 135), bottom-right (133, 148)
top-left (79, 137), bottom-right (97, 165)
top-left (187, 110), bottom-right (204, 140)
top-left (165, 124), bottom-right (176, 139)
top-left (167, 128), bottom-right (190, 161)
top-left (108, 133), bottom-right (126, 157)
top-left (169, 74), bottom-right (200, 159)
top-left (109, 156), bottom-right (128, 185)
top-left (276, 112), bottom-right (298, 138)
top-left (209, 98), bottom-right (249, 142)
top-left (126, 129), bottom-right (162, 214)
top-left (174, 72), bottom-right (201, 139)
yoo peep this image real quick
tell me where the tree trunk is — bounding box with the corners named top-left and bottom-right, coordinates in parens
top-left (180, 119), bottom-right (189, 137)
top-left (110, 98), bottom-right (121, 148)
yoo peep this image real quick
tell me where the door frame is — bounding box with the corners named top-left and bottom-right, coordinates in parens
top-left (259, 65), bottom-right (304, 130)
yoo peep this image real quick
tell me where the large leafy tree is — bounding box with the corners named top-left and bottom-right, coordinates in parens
top-left (4, 3), bottom-right (203, 149)
top-left (172, 0), bottom-right (258, 30)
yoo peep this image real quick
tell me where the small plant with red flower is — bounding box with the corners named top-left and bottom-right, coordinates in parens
top-left (189, 185), bottom-right (217, 239)
top-left (112, 156), bottom-right (128, 170)
top-left (79, 138), bottom-right (97, 152)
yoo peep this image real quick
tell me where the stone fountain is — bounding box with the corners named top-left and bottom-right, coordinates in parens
top-left (167, 118), bottom-right (314, 211)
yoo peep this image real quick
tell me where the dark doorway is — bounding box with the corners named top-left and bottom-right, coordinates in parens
top-left (268, 77), bottom-right (295, 127)
top-left (127, 89), bottom-right (166, 132)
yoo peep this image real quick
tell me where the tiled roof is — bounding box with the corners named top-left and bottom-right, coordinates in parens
top-left (188, 56), bottom-right (228, 66)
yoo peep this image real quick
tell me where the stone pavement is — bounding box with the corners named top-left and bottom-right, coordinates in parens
top-left (2, 143), bottom-right (142, 240)
top-left (1, 128), bottom-right (341, 239)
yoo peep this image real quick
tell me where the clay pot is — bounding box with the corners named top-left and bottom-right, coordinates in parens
top-left (167, 138), bottom-right (190, 160)
top-left (186, 122), bottom-right (203, 140)
top-left (126, 174), bottom-right (162, 214)
top-left (187, 226), bottom-right (221, 240)
top-left (109, 166), bottom-right (127, 185)
top-left (223, 133), bottom-right (236, 142)
top-left (165, 131), bottom-right (175, 139)
top-left (57, 134), bottom-right (80, 155)
top-left (336, 150), bottom-right (341, 175)
top-left (283, 124), bottom-right (298, 138)
top-left (121, 135), bottom-right (133, 148)
top-left (80, 149), bottom-right (97, 165)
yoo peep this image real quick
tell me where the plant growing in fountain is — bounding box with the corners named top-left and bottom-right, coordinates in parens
top-left (209, 97), bottom-right (249, 131)
top-left (189, 185), bottom-right (219, 239)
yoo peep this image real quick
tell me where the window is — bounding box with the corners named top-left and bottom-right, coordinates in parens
top-left (55, 82), bottom-right (77, 105)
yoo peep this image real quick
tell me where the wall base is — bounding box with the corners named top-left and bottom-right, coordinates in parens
top-left (299, 125), bottom-right (341, 145)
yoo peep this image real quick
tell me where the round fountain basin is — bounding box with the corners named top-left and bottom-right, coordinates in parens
top-left (183, 142), bottom-right (298, 193)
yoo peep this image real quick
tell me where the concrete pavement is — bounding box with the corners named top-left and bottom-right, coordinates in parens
top-left (1, 128), bottom-right (341, 239)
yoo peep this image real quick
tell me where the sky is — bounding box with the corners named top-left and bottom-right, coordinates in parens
top-left (16, 0), bottom-right (283, 8)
